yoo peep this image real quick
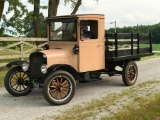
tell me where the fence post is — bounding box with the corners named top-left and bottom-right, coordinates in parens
top-left (20, 37), bottom-right (24, 60)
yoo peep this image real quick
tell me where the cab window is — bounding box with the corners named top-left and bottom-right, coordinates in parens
top-left (80, 20), bottom-right (98, 40)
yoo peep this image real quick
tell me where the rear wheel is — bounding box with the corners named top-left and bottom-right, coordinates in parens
top-left (43, 70), bottom-right (76, 105)
top-left (4, 67), bottom-right (33, 96)
top-left (122, 61), bottom-right (138, 86)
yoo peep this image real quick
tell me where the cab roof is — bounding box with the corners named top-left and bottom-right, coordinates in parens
top-left (47, 14), bottom-right (104, 20)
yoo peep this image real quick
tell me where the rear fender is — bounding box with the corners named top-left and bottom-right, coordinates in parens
top-left (6, 61), bottom-right (28, 68)
top-left (47, 64), bottom-right (83, 81)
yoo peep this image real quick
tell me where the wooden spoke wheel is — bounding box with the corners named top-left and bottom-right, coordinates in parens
top-left (4, 67), bottom-right (33, 96)
top-left (122, 61), bottom-right (138, 86)
top-left (43, 70), bottom-right (76, 105)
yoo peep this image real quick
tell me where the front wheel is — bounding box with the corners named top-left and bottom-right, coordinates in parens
top-left (122, 61), bottom-right (138, 86)
top-left (4, 67), bottom-right (33, 96)
top-left (43, 70), bottom-right (76, 105)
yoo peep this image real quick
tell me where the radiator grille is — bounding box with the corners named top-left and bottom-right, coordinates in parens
top-left (29, 52), bottom-right (46, 78)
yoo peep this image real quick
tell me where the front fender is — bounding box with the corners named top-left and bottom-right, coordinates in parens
top-left (6, 61), bottom-right (28, 68)
top-left (47, 64), bottom-right (83, 81)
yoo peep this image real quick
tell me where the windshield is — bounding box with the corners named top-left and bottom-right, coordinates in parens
top-left (49, 20), bottom-right (77, 41)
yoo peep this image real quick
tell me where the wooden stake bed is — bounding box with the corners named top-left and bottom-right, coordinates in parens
top-left (105, 33), bottom-right (153, 61)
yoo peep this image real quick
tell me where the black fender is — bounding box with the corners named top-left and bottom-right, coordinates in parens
top-left (47, 64), bottom-right (83, 81)
top-left (6, 61), bottom-right (28, 68)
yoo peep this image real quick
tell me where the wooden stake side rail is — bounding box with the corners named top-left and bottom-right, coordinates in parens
top-left (105, 33), bottom-right (153, 61)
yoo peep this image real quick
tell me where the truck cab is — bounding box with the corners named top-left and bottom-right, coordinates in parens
top-left (44, 14), bottom-right (105, 72)
top-left (4, 14), bottom-right (153, 105)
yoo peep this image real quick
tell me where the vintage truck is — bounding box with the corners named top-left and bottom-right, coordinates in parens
top-left (4, 14), bottom-right (153, 105)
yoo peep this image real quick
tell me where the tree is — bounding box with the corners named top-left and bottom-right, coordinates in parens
top-left (151, 23), bottom-right (160, 43)
top-left (71, 0), bottom-right (82, 14)
top-left (0, 0), bottom-right (5, 21)
top-left (48, 0), bottom-right (60, 17)
top-left (64, 0), bottom-right (82, 14)
top-left (33, 0), bottom-right (41, 37)
top-left (48, 0), bottom-right (85, 17)
top-left (28, 0), bottom-right (47, 37)
top-left (23, 12), bottom-right (47, 37)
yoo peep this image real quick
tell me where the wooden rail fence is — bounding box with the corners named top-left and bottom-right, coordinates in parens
top-left (0, 35), bottom-right (149, 67)
top-left (0, 37), bottom-right (48, 67)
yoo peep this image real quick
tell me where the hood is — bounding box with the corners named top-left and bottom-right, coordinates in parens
top-left (41, 49), bottom-right (70, 67)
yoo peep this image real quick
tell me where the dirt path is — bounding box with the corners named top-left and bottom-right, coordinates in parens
top-left (0, 57), bottom-right (160, 120)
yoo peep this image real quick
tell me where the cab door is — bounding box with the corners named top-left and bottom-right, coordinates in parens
top-left (78, 19), bottom-right (105, 72)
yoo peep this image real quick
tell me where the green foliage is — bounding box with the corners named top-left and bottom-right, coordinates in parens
top-left (1, 0), bottom-right (47, 37)
top-left (2, 0), bottom-right (28, 35)
top-left (6, 0), bottom-right (28, 14)
top-left (23, 12), bottom-right (47, 37)
top-left (151, 24), bottom-right (160, 44)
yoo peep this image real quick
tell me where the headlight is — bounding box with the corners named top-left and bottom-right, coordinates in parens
top-left (41, 64), bottom-right (47, 74)
top-left (43, 54), bottom-right (47, 58)
top-left (22, 62), bottom-right (29, 71)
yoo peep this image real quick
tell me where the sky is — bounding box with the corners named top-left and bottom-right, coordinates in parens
top-left (2, 0), bottom-right (160, 29)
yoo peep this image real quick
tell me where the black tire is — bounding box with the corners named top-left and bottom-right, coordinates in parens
top-left (122, 61), bottom-right (138, 86)
top-left (4, 67), bottom-right (33, 96)
top-left (43, 70), bottom-right (76, 105)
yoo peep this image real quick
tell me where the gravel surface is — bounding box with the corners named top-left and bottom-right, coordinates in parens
top-left (0, 57), bottom-right (160, 120)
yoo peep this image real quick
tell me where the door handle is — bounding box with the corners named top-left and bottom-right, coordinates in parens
top-left (73, 44), bottom-right (79, 54)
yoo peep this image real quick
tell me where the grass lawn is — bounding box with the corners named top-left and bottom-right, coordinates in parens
top-left (0, 67), bottom-right (8, 87)
top-left (152, 44), bottom-right (160, 51)
top-left (141, 52), bottom-right (160, 61)
top-left (106, 93), bottom-right (160, 120)
top-left (139, 44), bottom-right (160, 51)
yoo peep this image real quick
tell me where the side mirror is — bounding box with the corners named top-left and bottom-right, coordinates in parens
top-left (43, 44), bottom-right (49, 50)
